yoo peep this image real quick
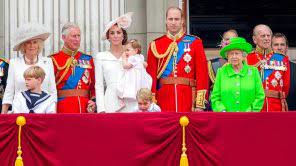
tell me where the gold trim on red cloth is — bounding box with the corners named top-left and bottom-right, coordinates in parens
top-left (62, 47), bottom-right (78, 56)
top-left (166, 29), bottom-right (184, 41)
top-left (254, 46), bottom-right (273, 56)
top-left (208, 61), bottom-right (216, 84)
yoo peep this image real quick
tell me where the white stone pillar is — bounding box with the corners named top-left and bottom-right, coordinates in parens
top-left (1, 0), bottom-right (125, 59)
top-left (0, 0), bottom-right (4, 58)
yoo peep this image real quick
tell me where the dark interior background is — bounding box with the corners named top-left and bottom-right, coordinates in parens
top-left (189, 0), bottom-right (296, 48)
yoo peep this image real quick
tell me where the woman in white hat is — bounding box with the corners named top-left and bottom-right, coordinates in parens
top-left (94, 12), bottom-right (136, 113)
top-left (1, 23), bottom-right (57, 114)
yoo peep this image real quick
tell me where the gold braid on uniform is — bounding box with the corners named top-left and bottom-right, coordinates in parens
top-left (51, 57), bottom-right (73, 86)
top-left (207, 61), bottom-right (216, 83)
top-left (151, 41), bottom-right (179, 78)
top-left (151, 30), bottom-right (184, 78)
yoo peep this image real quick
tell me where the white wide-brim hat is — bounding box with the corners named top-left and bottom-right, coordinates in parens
top-left (102, 12), bottom-right (133, 40)
top-left (13, 23), bottom-right (51, 51)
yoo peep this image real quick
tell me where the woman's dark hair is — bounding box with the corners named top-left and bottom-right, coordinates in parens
top-left (106, 23), bottom-right (128, 45)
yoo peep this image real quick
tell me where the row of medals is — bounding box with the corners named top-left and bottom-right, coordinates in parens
top-left (183, 43), bottom-right (192, 74)
top-left (260, 59), bottom-right (286, 88)
top-left (260, 59), bottom-right (287, 71)
top-left (72, 59), bottom-right (91, 84)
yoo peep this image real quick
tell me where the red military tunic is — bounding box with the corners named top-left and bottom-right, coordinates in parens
top-left (246, 47), bottom-right (290, 112)
top-left (147, 31), bottom-right (209, 112)
top-left (51, 47), bottom-right (95, 113)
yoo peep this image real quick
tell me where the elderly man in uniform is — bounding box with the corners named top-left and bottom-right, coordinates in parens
top-left (147, 7), bottom-right (209, 112)
top-left (51, 22), bottom-right (96, 113)
top-left (272, 33), bottom-right (295, 111)
top-left (247, 24), bottom-right (290, 112)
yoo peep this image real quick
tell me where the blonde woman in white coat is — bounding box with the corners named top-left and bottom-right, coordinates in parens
top-left (1, 23), bottom-right (57, 114)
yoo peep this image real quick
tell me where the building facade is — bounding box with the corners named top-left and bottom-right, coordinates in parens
top-left (0, 0), bottom-right (182, 59)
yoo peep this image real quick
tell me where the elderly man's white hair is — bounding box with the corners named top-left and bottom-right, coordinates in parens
top-left (61, 22), bottom-right (80, 36)
top-left (253, 24), bottom-right (273, 36)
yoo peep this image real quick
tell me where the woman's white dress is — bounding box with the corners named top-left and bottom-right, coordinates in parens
top-left (94, 51), bottom-right (139, 113)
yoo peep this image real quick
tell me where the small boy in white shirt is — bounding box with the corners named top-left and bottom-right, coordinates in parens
top-left (135, 88), bottom-right (160, 112)
top-left (12, 66), bottom-right (56, 114)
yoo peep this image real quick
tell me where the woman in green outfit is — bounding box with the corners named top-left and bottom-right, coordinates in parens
top-left (211, 37), bottom-right (265, 112)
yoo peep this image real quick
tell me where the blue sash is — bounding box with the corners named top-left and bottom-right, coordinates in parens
top-left (262, 53), bottom-right (285, 82)
top-left (62, 53), bottom-right (91, 90)
top-left (58, 54), bottom-right (91, 101)
top-left (160, 35), bottom-right (196, 78)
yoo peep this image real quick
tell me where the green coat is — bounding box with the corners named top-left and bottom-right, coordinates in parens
top-left (211, 62), bottom-right (265, 112)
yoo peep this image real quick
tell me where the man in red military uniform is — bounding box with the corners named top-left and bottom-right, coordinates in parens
top-left (147, 7), bottom-right (209, 112)
top-left (272, 33), bottom-right (295, 111)
top-left (51, 22), bottom-right (96, 113)
top-left (246, 24), bottom-right (290, 112)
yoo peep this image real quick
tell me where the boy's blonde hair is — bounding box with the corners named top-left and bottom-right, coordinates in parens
top-left (127, 39), bottom-right (142, 54)
top-left (23, 66), bottom-right (46, 82)
top-left (136, 88), bottom-right (152, 102)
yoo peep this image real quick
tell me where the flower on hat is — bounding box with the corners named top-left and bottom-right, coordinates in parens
top-left (116, 13), bottom-right (132, 30)
top-left (102, 12), bottom-right (133, 40)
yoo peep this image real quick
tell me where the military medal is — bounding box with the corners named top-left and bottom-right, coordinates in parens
top-left (275, 71), bottom-right (282, 80)
top-left (183, 43), bottom-right (191, 52)
top-left (183, 53), bottom-right (192, 63)
top-left (271, 79), bottom-right (278, 87)
top-left (184, 65), bottom-right (191, 73)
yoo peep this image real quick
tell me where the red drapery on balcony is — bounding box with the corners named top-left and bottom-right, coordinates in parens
top-left (1, 113), bottom-right (296, 166)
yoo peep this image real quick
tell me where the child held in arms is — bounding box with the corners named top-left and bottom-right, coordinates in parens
top-left (117, 39), bottom-right (152, 111)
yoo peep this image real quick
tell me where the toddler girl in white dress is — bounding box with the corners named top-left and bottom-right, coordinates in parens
top-left (117, 39), bottom-right (152, 110)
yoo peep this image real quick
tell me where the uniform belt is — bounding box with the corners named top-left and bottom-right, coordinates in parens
top-left (265, 90), bottom-right (288, 112)
top-left (159, 77), bottom-right (196, 87)
top-left (58, 89), bottom-right (89, 98)
top-left (159, 77), bottom-right (196, 111)
top-left (265, 90), bottom-right (286, 99)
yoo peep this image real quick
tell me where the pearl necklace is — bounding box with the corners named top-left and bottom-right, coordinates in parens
top-left (24, 56), bottom-right (38, 65)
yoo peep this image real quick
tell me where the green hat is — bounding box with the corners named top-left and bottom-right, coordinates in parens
top-left (220, 37), bottom-right (252, 59)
